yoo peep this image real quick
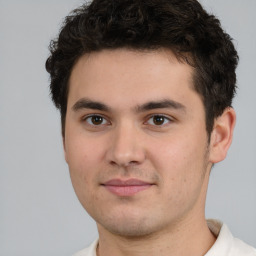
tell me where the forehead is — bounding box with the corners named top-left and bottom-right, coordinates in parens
top-left (68, 48), bottom-right (197, 110)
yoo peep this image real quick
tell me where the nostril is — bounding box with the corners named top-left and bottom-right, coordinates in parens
top-left (109, 160), bottom-right (139, 167)
top-left (122, 160), bottom-right (140, 167)
top-left (110, 160), bottom-right (118, 166)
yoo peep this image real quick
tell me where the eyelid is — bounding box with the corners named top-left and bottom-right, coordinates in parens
top-left (82, 113), bottom-right (111, 125)
top-left (144, 114), bottom-right (174, 126)
top-left (81, 113), bottom-right (174, 127)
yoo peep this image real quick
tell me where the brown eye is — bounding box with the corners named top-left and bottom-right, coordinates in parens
top-left (85, 115), bottom-right (107, 126)
top-left (153, 116), bottom-right (165, 125)
top-left (147, 115), bottom-right (171, 126)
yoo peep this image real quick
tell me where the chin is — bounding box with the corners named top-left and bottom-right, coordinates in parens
top-left (105, 224), bottom-right (155, 238)
top-left (97, 213), bottom-right (164, 238)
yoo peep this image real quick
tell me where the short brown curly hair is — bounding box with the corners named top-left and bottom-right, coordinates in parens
top-left (45, 0), bottom-right (238, 137)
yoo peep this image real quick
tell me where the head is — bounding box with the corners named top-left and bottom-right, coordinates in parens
top-left (46, 0), bottom-right (238, 138)
top-left (45, 0), bottom-right (238, 239)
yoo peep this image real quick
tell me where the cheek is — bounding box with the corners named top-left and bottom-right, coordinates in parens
top-left (148, 134), bottom-right (207, 191)
top-left (149, 135), bottom-right (203, 171)
top-left (65, 135), bottom-right (104, 196)
top-left (66, 132), bottom-right (104, 169)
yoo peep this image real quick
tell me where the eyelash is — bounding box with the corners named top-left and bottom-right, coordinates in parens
top-left (82, 114), bottom-right (110, 126)
top-left (145, 115), bottom-right (173, 126)
top-left (82, 114), bottom-right (173, 128)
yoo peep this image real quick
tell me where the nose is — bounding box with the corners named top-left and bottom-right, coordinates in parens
top-left (106, 122), bottom-right (146, 167)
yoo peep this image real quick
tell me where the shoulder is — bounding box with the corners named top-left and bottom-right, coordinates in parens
top-left (230, 237), bottom-right (256, 256)
top-left (206, 219), bottom-right (256, 256)
top-left (72, 240), bottom-right (98, 256)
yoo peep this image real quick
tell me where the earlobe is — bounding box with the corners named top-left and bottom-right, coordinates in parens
top-left (209, 107), bottom-right (236, 164)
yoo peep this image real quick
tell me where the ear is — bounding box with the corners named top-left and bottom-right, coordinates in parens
top-left (209, 107), bottom-right (236, 164)
top-left (62, 135), bottom-right (69, 164)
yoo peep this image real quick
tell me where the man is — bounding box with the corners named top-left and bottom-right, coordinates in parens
top-left (46, 0), bottom-right (256, 255)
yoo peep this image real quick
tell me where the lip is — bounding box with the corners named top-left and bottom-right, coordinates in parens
top-left (102, 179), bottom-right (153, 196)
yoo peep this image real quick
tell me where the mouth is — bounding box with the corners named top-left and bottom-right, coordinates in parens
top-left (101, 179), bottom-right (153, 197)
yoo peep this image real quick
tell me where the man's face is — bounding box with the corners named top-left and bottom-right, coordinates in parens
top-left (64, 49), bottom-right (213, 237)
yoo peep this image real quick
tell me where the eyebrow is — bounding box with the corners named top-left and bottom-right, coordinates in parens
top-left (72, 98), bottom-right (110, 112)
top-left (135, 99), bottom-right (186, 113)
top-left (72, 98), bottom-right (186, 113)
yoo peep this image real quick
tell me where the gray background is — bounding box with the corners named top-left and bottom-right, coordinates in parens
top-left (0, 0), bottom-right (255, 255)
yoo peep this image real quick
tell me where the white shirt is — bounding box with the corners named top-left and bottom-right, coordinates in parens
top-left (73, 220), bottom-right (256, 256)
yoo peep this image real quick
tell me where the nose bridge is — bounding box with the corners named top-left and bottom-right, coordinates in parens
top-left (107, 119), bottom-right (145, 166)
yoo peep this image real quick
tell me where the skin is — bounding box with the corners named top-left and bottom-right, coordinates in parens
top-left (64, 48), bottom-right (236, 256)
